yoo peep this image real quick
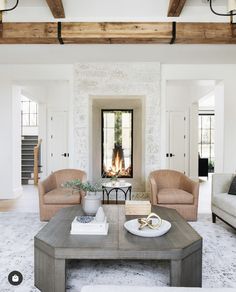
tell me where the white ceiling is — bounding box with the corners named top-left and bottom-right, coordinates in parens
top-left (0, 44), bottom-right (236, 64)
top-left (199, 94), bottom-right (215, 108)
top-left (3, 0), bottom-right (230, 22)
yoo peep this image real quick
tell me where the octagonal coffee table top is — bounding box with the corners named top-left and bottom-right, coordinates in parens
top-left (35, 205), bottom-right (202, 260)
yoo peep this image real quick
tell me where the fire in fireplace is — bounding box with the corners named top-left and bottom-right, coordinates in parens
top-left (102, 110), bottom-right (133, 178)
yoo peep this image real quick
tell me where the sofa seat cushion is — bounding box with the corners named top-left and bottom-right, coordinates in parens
top-left (157, 188), bottom-right (193, 204)
top-left (44, 188), bottom-right (81, 205)
top-left (212, 193), bottom-right (236, 216)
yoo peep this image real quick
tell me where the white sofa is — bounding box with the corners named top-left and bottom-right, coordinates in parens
top-left (81, 286), bottom-right (235, 292)
top-left (212, 173), bottom-right (236, 228)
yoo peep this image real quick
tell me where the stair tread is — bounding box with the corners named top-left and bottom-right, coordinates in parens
top-left (21, 149), bottom-right (34, 151)
top-left (22, 164), bottom-right (34, 166)
top-left (22, 165), bottom-right (42, 167)
top-left (22, 177), bottom-right (40, 179)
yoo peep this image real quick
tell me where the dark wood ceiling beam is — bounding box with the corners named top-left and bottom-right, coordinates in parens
top-left (168, 0), bottom-right (187, 17)
top-left (0, 22), bottom-right (236, 44)
top-left (45, 0), bottom-right (65, 18)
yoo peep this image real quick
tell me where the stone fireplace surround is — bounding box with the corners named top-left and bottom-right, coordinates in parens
top-left (74, 63), bottom-right (161, 192)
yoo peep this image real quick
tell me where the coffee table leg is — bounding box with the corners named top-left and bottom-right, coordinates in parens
top-left (54, 259), bottom-right (66, 292)
top-left (35, 246), bottom-right (66, 292)
top-left (170, 248), bottom-right (202, 287)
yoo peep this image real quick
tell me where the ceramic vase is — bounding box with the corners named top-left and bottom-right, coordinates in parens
top-left (82, 192), bottom-right (102, 215)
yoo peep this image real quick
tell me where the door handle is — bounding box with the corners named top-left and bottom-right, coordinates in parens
top-left (61, 153), bottom-right (69, 157)
top-left (170, 153), bottom-right (175, 157)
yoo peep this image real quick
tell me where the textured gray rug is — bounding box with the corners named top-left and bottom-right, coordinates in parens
top-left (0, 212), bottom-right (235, 292)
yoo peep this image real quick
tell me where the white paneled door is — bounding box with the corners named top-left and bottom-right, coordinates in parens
top-left (48, 110), bottom-right (69, 174)
top-left (166, 111), bottom-right (188, 174)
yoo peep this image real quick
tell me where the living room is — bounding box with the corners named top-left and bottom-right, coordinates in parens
top-left (0, 0), bottom-right (236, 291)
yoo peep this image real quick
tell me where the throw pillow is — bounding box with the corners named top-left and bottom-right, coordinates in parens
top-left (228, 176), bottom-right (236, 195)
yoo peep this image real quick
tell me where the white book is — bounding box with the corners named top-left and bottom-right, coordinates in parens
top-left (70, 216), bottom-right (109, 235)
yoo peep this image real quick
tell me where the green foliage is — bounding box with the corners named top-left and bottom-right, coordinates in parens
top-left (64, 179), bottom-right (102, 193)
top-left (114, 111), bottom-right (122, 145)
top-left (110, 170), bottom-right (120, 181)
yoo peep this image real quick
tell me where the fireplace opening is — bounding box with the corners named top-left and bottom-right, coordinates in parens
top-left (102, 110), bottom-right (133, 178)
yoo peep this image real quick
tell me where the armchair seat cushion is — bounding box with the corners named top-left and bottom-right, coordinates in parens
top-left (158, 188), bottom-right (194, 204)
top-left (44, 188), bottom-right (81, 205)
top-left (212, 193), bottom-right (236, 216)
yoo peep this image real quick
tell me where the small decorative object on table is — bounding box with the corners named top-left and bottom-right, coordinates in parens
top-left (64, 179), bottom-right (102, 215)
top-left (138, 213), bottom-right (162, 230)
top-left (124, 212), bottom-right (171, 237)
top-left (125, 200), bottom-right (151, 215)
top-left (110, 170), bottom-right (120, 186)
top-left (119, 179), bottom-right (126, 186)
top-left (70, 207), bottom-right (109, 235)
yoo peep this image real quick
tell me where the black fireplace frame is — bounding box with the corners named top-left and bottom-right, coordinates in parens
top-left (101, 109), bottom-right (134, 178)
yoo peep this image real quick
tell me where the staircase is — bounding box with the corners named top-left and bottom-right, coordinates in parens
top-left (21, 135), bottom-right (41, 185)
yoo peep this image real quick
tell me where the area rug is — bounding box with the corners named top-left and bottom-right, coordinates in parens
top-left (0, 212), bottom-right (235, 292)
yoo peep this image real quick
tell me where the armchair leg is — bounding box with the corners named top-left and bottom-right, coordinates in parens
top-left (212, 213), bottom-right (216, 223)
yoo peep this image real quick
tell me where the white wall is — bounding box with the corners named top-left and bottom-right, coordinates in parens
top-left (161, 64), bottom-right (236, 174)
top-left (222, 79), bottom-right (236, 173)
top-left (0, 82), bottom-right (13, 199)
top-left (166, 80), bottom-right (218, 178)
top-left (12, 86), bottom-right (22, 197)
top-left (0, 65), bottom-right (73, 199)
top-left (0, 83), bottom-right (22, 199)
top-left (74, 62), bottom-right (161, 192)
top-left (214, 82), bottom-right (224, 173)
top-left (21, 80), bottom-right (71, 179)
top-left (1, 63), bottom-right (236, 199)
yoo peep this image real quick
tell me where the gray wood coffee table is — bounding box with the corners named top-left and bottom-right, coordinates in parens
top-left (34, 205), bottom-right (202, 292)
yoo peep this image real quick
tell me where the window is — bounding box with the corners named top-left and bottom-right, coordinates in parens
top-left (102, 110), bottom-right (133, 178)
top-left (198, 113), bottom-right (215, 172)
top-left (21, 96), bottom-right (38, 127)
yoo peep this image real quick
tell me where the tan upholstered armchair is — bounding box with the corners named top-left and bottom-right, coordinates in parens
top-left (149, 169), bottom-right (199, 221)
top-left (38, 169), bottom-right (87, 221)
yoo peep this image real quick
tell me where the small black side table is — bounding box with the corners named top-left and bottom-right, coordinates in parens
top-left (102, 182), bottom-right (132, 204)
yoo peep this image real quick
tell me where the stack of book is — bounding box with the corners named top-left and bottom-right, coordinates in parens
top-left (70, 215), bottom-right (109, 235)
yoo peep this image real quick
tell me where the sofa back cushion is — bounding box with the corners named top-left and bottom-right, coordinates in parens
top-left (228, 175), bottom-right (236, 195)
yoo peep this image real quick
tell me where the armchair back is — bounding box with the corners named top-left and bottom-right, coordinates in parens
top-left (53, 169), bottom-right (87, 187)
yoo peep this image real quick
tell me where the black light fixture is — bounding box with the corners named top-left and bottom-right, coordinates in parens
top-left (0, 0), bottom-right (20, 22)
top-left (208, 0), bottom-right (236, 22)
